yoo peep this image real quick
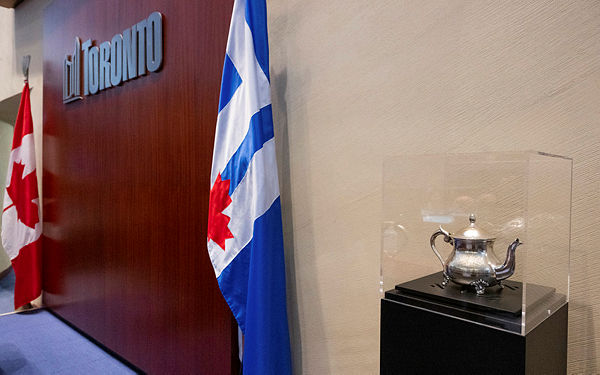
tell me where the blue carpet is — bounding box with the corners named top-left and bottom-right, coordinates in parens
top-left (0, 268), bottom-right (15, 314)
top-left (0, 309), bottom-right (136, 374)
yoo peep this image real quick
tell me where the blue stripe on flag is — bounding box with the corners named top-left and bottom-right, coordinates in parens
top-left (218, 55), bottom-right (243, 112)
top-left (245, 0), bottom-right (270, 81)
top-left (217, 198), bottom-right (292, 373)
top-left (210, 0), bottom-right (292, 373)
top-left (220, 104), bottom-right (274, 195)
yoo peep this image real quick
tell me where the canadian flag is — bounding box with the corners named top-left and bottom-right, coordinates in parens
top-left (1, 82), bottom-right (42, 309)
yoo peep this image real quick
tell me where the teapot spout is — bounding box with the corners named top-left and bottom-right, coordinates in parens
top-left (495, 239), bottom-right (523, 281)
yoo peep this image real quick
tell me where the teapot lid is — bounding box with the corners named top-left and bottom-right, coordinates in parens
top-left (451, 214), bottom-right (495, 240)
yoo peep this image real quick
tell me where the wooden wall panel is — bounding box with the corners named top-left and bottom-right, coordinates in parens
top-left (42, 0), bottom-right (236, 372)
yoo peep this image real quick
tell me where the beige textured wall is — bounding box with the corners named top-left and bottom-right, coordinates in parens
top-left (0, 8), bottom-right (22, 101)
top-left (14, 0), bottom-right (48, 195)
top-left (0, 0), bottom-right (47, 196)
top-left (268, 0), bottom-right (600, 373)
top-left (0, 0), bottom-right (47, 308)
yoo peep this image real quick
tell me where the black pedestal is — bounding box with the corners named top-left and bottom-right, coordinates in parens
top-left (380, 278), bottom-right (568, 374)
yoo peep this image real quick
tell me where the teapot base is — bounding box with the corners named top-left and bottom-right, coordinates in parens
top-left (396, 271), bottom-right (558, 316)
top-left (441, 273), bottom-right (450, 288)
top-left (469, 279), bottom-right (490, 295)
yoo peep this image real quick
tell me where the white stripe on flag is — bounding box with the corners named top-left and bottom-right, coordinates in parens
top-left (207, 138), bottom-right (280, 277)
top-left (1, 201), bottom-right (41, 260)
top-left (4, 134), bottom-right (37, 187)
top-left (2, 134), bottom-right (41, 260)
top-left (210, 1), bottom-right (271, 186)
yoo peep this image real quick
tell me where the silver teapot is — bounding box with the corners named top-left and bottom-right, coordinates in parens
top-left (429, 214), bottom-right (522, 295)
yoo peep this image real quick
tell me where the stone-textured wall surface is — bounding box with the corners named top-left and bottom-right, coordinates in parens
top-left (14, 0), bottom-right (50, 197)
top-left (268, 1), bottom-right (600, 373)
top-left (0, 0), bottom-right (48, 206)
top-left (0, 7), bottom-right (21, 101)
top-left (0, 0), bottom-right (48, 305)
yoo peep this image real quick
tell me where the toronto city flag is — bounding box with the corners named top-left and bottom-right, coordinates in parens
top-left (207, 0), bottom-right (292, 373)
top-left (2, 82), bottom-right (42, 309)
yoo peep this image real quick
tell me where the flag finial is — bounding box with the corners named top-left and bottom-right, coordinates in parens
top-left (22, 55), bottom-right (30, 83)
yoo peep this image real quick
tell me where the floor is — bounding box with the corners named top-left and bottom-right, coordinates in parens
top-left (0, 309), bottom-right (137, 374)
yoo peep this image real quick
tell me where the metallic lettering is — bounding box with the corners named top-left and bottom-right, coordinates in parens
top-left (110, 34), bottom-right (123, 86)
top-left (146, 12), bottom-right (162, 72)
top-left (63, 54), bottom-right (70, 100)
top-left (62, 37), bottom-right (82, 103)
top-left (88, 46), bottom-right (99, 94)
top-left (99, 41), bottom-right (111, 90)
top-left (62, 11), bottom-right (163, 103)
top-left (81, 39), bottom-right (92, 95)
top-left (122, 27), bottom-right (137, 81)
top-left (136, 19), bottom-right (147, 76)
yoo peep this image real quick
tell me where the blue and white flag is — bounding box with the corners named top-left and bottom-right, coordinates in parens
top-left (207, 0), bottom-right (292, 373)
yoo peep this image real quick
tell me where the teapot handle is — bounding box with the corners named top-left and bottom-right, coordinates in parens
top-left (430, 227), bottom-right (451, 268)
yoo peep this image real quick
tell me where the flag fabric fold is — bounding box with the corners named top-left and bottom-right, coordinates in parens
top-left (207, 0), bottom-right (292, 373)
top-left (1, 82), bottom-right (42, 310)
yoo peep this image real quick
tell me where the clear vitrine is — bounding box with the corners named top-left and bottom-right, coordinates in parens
top-left (381, 151), bottom-right (571, 335)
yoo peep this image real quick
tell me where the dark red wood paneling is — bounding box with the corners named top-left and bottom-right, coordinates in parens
top-left (42, 1), bottom-right (236, 373)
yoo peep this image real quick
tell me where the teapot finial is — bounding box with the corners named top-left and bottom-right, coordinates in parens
top-left (469, 213), bottom-right (476, 224)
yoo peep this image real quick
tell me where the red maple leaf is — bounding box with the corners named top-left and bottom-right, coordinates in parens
top-left (5, 162), bottom-right (39, 229)
top-left (207, 173), bottom-right (234, 250)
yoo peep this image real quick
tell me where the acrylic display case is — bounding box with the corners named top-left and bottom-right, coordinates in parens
top-left (380, 151), bottom-right (572, 336)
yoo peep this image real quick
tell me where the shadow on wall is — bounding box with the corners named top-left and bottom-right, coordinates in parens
top-left (272, 68), bottom-right (302, 373)
top-left (272, 65), bottom-right (330, 374)
top-left (0, 92), bottom-right (20, 125)
top-left (13, 0), bottom-right (52, 70)
top-left (0, 98), bottom-right (16, 314)
top-left (0, 119), bottom-right (15, 277)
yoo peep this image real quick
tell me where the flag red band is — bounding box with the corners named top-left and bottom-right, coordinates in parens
top-left (1, 81), bottom-right (42, 310)
top-left (11, 238), bottom-right (42, 309)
